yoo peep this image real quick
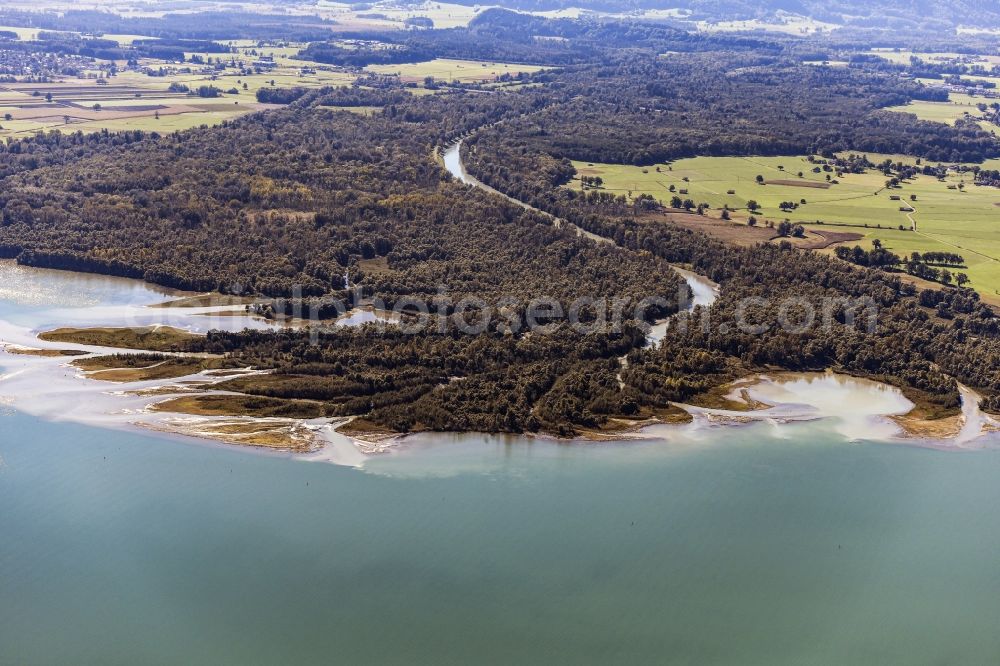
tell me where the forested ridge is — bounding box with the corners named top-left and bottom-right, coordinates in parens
top-left (297, 10), bottom-right (772, 67)
top-left (3, 18), bottom-right (1000, 433)
top-left (378, 0), bottom-right (1000, 30)
top-left (299, 10), bottom-right (999, 163)
top-left (469, 54), bottom-right (997, 164)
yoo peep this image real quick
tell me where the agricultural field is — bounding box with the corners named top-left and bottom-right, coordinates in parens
top-left (886, 92), bottom-right (998, 134)
top-left (323, 105), bottom-right (381, 116)
top-left (0, 25), bottom-right (158, 46)
top-left (0, 25), bottom-right (50, 41)
top-left (100, 34), bottom-right (161, 46)
top-left (346, 1), bottom-right (485, 30)
top-left (0, 22), bottom-right (543, 140)
top-left (313, 1), bottom-right (630, 31)
top-left (959, 27), bottom-right (1000, 36)
top-left (804, 60), bottom-right (850, 67)
top-left (0, 42), bottom-right (358, 139)
top-left (871, 49), bottom-right (1000, 68)
top-left (310, 0), bottom-right (485, 31)
top-left (0, 77), bottom-right (261, 138)
top-left (364, 57), bottom-right (547, 83)
top-left (571, 155), bottom-right (1000, 295)
top-left (173, 41), bottom-right (357, 94)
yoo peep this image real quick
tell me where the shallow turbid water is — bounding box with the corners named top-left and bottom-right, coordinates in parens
top-left (0, 260), bottom-right (274, 334)
top-left (0, 260), bottom-right (176, 328)
top-left (5, 416), bottom-right (1000, 665)
top-left (4, 267), bottom-right (1000, 665)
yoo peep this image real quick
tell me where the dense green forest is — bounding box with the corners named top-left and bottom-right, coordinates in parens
top-left (463, 53), bottom-right (995, 164)
top-left (297, 11), bottom-right (754, 67)
top-left (460, 124), bottom-right (1000, 419)
top-left (0, 98), bottom-right (682, 316)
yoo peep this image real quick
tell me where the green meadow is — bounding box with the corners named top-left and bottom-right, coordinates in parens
top-left (871, 49), bottom-right (1000, 68)
top-left (365, 58), bottom-right (547, 83)
top-left (571, 155), bottom-right (1000, 295)
top-left (886, 96), bottom-right (991, 126)
top-left (886, 91), bottom-right (998, 135)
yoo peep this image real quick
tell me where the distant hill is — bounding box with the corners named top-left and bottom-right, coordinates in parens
top-left (791, 0), bottom-right (1000, 29)
top-left (463, 0), bottom-right (999, 31)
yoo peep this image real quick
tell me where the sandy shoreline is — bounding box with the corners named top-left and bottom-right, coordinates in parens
top-left (6, 316), bottom-right (1000, 467)
top-left (660, 371), bottom-right (999, 451)
top-left (5, 315), bottom-right (999, 468)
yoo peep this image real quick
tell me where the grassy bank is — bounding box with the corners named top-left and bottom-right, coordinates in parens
top-left (39, 326), bottom-right (202, 352)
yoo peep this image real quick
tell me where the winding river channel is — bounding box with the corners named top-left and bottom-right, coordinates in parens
top-left (2, 149), bottom-right (1000, 663)
top-left (443, 141), bottom-right (721, 319)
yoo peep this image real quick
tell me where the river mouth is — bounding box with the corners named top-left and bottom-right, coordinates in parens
top-left (2, 150), bottom-right (996, 465)
top-left (0, 260), bottom-right (335, 455)
top-left (1, 137), bottom-right (730, 463)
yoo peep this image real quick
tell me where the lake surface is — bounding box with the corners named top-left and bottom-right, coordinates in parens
top-left (3, 265), bottom-right (1000, 665)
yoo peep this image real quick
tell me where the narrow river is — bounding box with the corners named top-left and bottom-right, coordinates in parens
top-left (442, 141), bottom-right (720, 322)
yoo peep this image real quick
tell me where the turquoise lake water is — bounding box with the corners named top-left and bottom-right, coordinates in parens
top-left (4, 418), bottom-right (1000, 665)
top-left (2, 264), bottom-right (1000, 664)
